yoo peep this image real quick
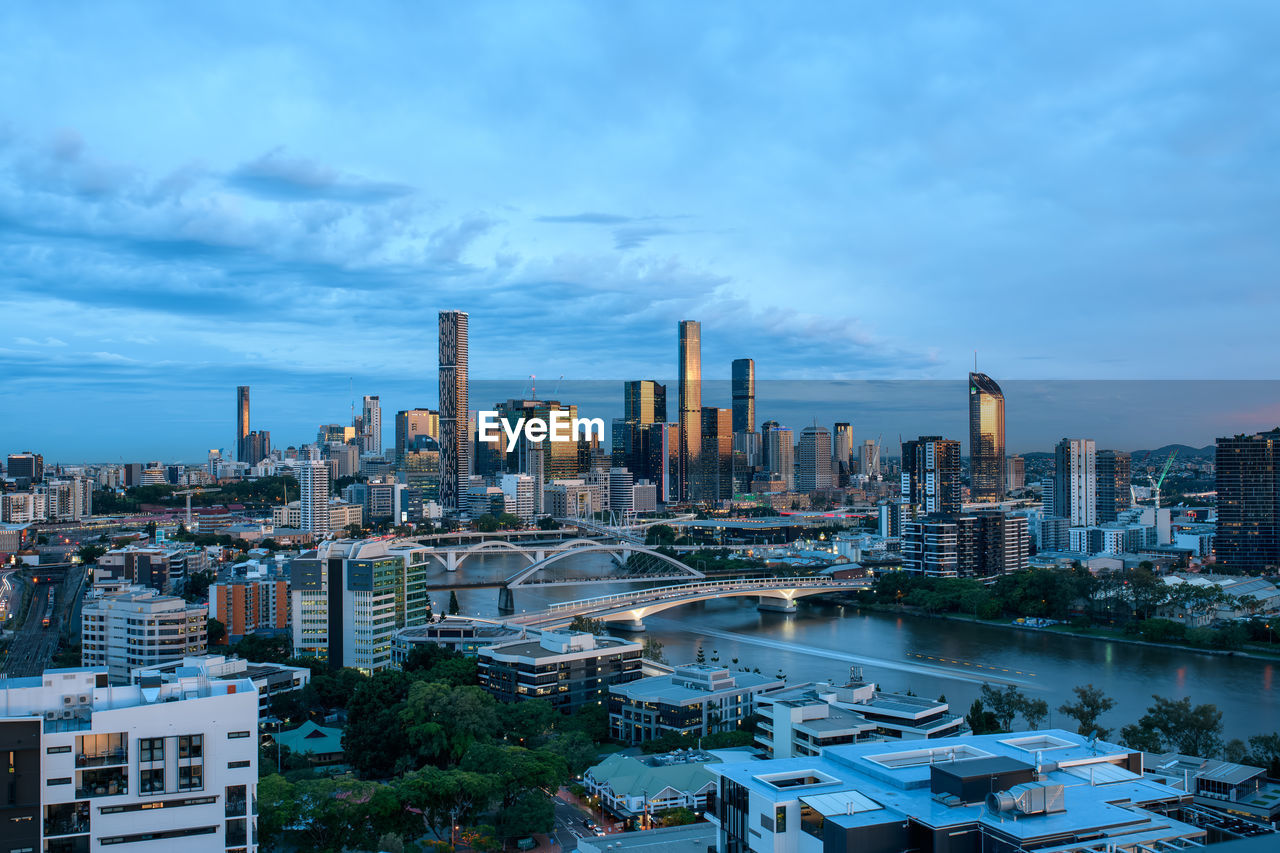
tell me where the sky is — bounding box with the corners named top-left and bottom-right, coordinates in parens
top-left (2, 2), bottom-right (1279, 461)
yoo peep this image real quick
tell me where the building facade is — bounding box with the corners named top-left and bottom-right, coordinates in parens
top-left (478, 631), bottom-right (643, 713)
top-left (81, 588), bottom-right (209, 684)
top-left (678, 320), bottom-right (703, 502)
top-left (1097, 449), bottom-right (1133, 523)
top-left (967, 372), bottom-right (1006, 502)
top-left (901, 436), bottom-right (962, 515)
top-left (797, 426), bottom-right (834, 493)
top-left (438, 310), bottom-right (470, 513)
top-left (731, 358), bottom-right (756, 435)
top-left (1054, 438), bottom-right (1098, 527)
top-left (610, 664), bottom-right (782, 744)
top-left (1215, 429), bottom-right (1280, 574)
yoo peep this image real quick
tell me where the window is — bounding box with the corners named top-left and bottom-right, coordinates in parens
top-left (46, 745), bottom-right (72, 754)
top-left (48, 777), bottom-right (72, 785)
top-left (139, 738), bottom-right (164, 763)
top-left (44, 801), bottom-right (89, 837)
top-left (178, 764), bottom-right (203, 792)
top-left (227, 731), bottom-right (251, 739)
top-left (140, 768), bottom-right (165, 794)
top-left (178, 734), bottom-right (203, 759)
top-left (775, 804), bottom-right (787, 833)
top-left (99, 826), bottom-right (217, 845)
top-left (225, 785), bottom-right (247, 817)
top-left (228, 760), bottom-right (250, 769)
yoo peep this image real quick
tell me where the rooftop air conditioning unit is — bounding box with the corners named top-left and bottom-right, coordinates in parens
top-left (62, 695), bottom-right (74, 705)
top-left (44, 710), bottom-right (59, 721)
top-left (61, 709), bottom-right (75, 719)
top-left (77, 695), bottom-right (91, 705)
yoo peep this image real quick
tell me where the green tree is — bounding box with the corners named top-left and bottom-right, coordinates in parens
top-left (460, 743), bottom-right (568, 808)
top-left (655, 806), bottom-right (697, 827)
top-left (1021, 697), bottom-right (1050, 731)
top-left (76, 543), bottom-right (107, 565)
top-left (345, 670), bottom-right (414, 777)
top-left (965, 699), bottom-right (998, 735)
top-left (495, 790), bottom-right (555, 841)
top-left (642, 636), bottom-right (667, 664)
top-left (401, 681), bottom-right (501, 765)
top-left (568, 614), bottom-right (607, 635)
top-left (1246, 732), bottom-right (1280, 775)
top-left (256, 774), bottom-right (299, 849)
top-left (448, 590), bottom-right (461, 616)
top-left (695, 644), bottom-right (706, 664)
top-left (1058, 684), bottom-right (1117, 739)
top-left (207, 617), bottom-right (227, 647)
top-left (1121, 695), bottom-right (1224, 757)
top-left (645, 524), bottom-right (677, 547)
top-left (536, 516), bottom-right (559, 530)
top-left (497, 512), bottom-right (522, 529)
top-left (474, 514), bottom-right (500, 532)
top-left (500, 699), bottom-right (557, 747)
top-left (543, 730), bottom-right (599, 775)
top-left (980, 684), bottom-right (1026, 732)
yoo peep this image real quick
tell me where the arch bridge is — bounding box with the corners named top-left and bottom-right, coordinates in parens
top-left (497, 543), bottom-right (706, 611)
top-left (505, 576), bottom-right (870, 631)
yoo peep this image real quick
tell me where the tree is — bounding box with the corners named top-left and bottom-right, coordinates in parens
top-left (448, 590), bottom-right (461, 615)
top-left (980, 684), bottom-right (1026, 732)
top-left (656, 807), bottom-right (697, 827)
top-left (256, 774), bottom-right (299, 849)
top-left (543, 730), bottom-right (599, 775)
top-left (1246, 733), bottom-right (1280, 776)
top-left (474, 514), bottom-right (500, 533)
top-left (695, 644), bottom-right (706, 664)
top-left (500, 699), bottom-right (557, 747)
top-left (645, 524), bottom-right (677, 547)
top-left (536, 516), bottom-right (559, 530)
top-left (642, 636), bottom-right (667, 664)
top-left (496, 790), bottom-right (555, 840)
top-left (207, 617), bottom-right (227, 647)
top-left (568, 615), bottom-right (607, 635)
top-left (1121, 695), bottom-right (1224, 757)
top-left (1058, 684), bottom-right (1116, 739)
top-left (76, 543), bottom-right (107, 565)
top-left (965, 699), bottom-right (998, 735)
top-left (345, 670), bottom-right (414, 777)
top-left (1021, 697), bottom-right (1050, 731)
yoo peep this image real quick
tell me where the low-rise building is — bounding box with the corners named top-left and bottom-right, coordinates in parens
top-left (392, 617), bottom-right (527, 664)
top-left (478, 631), bottom-right (643, 712)
top-left (0, 663), bottom-right (259, 853)
top-left (132, 654), bottom-right (310, 715)
top-left (271, 721), bottom-right (345, 766)
top-left (708, 730), bottom-right (1223, 853)
top-left (610, 664), bottom-right (783, 745)
top-left (584, 750), bottom-right (743, 820)
top-left (1146, 752), bottom-right (1280, 828)
top-left (81, 587), bottom-right (208, 684)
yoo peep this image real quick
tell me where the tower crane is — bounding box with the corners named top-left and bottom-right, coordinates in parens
top-left (1149, 450), bottom-right (1178, 510)
top-left (173, 487), bottom-right (222, 528)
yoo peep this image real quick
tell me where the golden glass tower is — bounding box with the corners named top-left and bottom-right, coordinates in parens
top-left (968, 372), bottom-right (1006, 502)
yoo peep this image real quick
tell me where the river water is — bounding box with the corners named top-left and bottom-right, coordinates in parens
top-left (435, 553), bottom-right (1278, 742)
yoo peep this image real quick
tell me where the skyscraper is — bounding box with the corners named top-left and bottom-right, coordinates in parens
top-left (395, 408), bottom-right (439, 463)
top-left (761, 420), bottom-right (779, 472)
top-left (438, 311), bottom-right (469, 513)
top-left (859, 439), bottom-right (880, 479)
top-left (1215, 429), bottom-right (1280, 573)
top-left (1006, 455), bottom-right (1025, 491)
top-left (361, 395), bottom-right (382, 454)
top-left (677, 320), bottom-right (702, 502)
top-left (833, 422), bottom-right (854, 485)
top-left (298, 460), bottom-right (331, 536)
top-left (614, 381), bottom-right (668, 488)
top-left (968, 372), bottom-right (1006, 502)
top-left (1053, 438), bottom-right (1097, 527)
top-left (797, 425), bottom-right (834, 492)
top-left (766, 426), bottom-right (794, 491)
top-left (624, 379), bottom-right (667, 424)
top-left (1096, 449), bottom-right (1132, 523)
top-left (236, 385), bottom-right (250, 463)
top-left (731, 358), bottom-right (755, 434)
top-left (901, 436), bottom-right (962, 515)
top-left (700, 406), bottom-right (733, 500)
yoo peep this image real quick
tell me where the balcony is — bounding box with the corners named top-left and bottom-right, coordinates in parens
top-left (76, 767), bottom-right (128, 799)
top-left (75, 748), bottom-right (128, 768)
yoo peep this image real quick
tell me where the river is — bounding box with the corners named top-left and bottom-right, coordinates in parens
top-left (435, 553), bottom-right (1278, 742)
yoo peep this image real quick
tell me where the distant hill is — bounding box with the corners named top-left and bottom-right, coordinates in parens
top-left (1018, 444), bottom-right (1213, 461)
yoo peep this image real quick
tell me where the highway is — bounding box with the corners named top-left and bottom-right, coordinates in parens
top-left (1, 565), bottom-right (83, 678)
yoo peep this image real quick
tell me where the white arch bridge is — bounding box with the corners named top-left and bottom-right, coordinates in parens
top-left (505, 576), bottom-right (871, 632)
top-left (496, 542), bottom-right (706, 611)
top-left (421, 537), bottom-right (614, 572)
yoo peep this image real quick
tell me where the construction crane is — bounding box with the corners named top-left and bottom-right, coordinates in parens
top-left (1149, 450), bottom-right (1178, 510)
top-left (174, 487), bottom-right (222, 528)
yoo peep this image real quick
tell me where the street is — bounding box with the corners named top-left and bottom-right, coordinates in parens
top-left (551, 791), bottom-right (600, 850)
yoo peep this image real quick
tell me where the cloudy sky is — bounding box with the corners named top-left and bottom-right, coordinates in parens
top-left (2, 3), bottom-right (1278, 461)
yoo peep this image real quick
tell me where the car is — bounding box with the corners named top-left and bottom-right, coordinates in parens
top-left (582, 818), bottom-right (595, 829)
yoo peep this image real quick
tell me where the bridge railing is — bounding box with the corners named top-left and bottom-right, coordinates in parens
top-left (542, 576), bottom-right (868, 613)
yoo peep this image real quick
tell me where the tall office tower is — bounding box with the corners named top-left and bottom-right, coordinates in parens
top-left (699, 407), bottom-right (733, 500)
top-left (624, 379), bottom-right (667, 424)
top-left (761, 420), bottom-right (779, 472)
top-left (495, 399), bottom-right (581, 480)
top-left (236, 385), bottom-right (251, 462)
top-left (677, 320), bottom-right (702, 501)
top-left (438, 311), bottom-right (469, 512)
top-left (731, 358), bottom-right (756, 434)
top-left (1053, 438), bottom-right (1097, 527)
top-left (1006, 455), bottom-right (1026, 491)
top-left (968, 372), bottom-right (1006, 502)
top-left (0, 662), bottom-right (259, 853)
top-left (1095, 449), bottom-right (1132, 522)
top-left (833, 422), bottom-right (854, 485)
top-left (398, 438), bottom-right (441, 520)
top-left (361, 395), bottom-right (382, 454)
top-left (766, 426), bottom-right (795, 490)
top-left (395, 408), bottom-right (439, 463)
top-left (1215, 429), bottom-right (1280, 573)
top-left (797, 425), bottom-right (834, 492)
top-left (298, 460), bottom-right (331, 535)
top-left (901, 436), bottom-right (962, 515)
top-left (859, 439), bottom-right (880, 479)
top-left (244, 430), bottom-right (270, 465)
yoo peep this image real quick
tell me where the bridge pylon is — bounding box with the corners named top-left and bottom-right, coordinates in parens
top-left (498, 587), bottom-right (515, 613)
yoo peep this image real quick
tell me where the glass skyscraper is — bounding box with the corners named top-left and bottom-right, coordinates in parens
top-left (731, 357), bottom-right (755, 434)
top-left (677, 320), bottom-right (701, 501)
top-left (967, 372), bottom-right (1006, 502)
top-left (438, 311), bottom-right (469, 513)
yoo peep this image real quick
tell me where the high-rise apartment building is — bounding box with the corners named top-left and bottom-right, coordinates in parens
top-left (1215, 429), bottom-right (1280, 573)
top-left (624, 379), bottom-right (667, 425)
top-left (901, 436), bottom-right (962, 515)
top-left (968, 372), bottom-right (1006, 502)
top-left (731, 358), bottom-right (755, 434)
top-left (833, 422), bottom-right (854, 485)
top-left (395, 408), bottom-right (439, 463)
top-left (361, 395), bottom-right (382, 454)
top-left (6, 451), bottom-right (44, 483)
top-left (901, 511), bottom-right (1029, 578)
top-left (500, 473), bottom-right (537, 521)
top-left (291, 539), bottom-right (432, 673)
top-left (1096, 449), bottom-right (1132, 523)
top-left (210, 567), bottom-right (290, 642)
top-left (438, 310), bottom-right (470, 513)
top-left (760, 420), bottom-right (779, 472)
top-left (677, 320), bottom-right (702, 502)
top-left (297, 460), bottom-right (331, 536)
top-left (700, 407), bottom-right (733, 501)
top-left (859, 438), bottom-right (880, 479)
top-left (1006, 455), bottom-right (1025, 491)
top-left (1053, 438), bottom-right (1097, 527)
top-left (81, 588), bottom-right (209, 683)
top-left (235, 385), bottom-right (250, 463)
top-left (766, 426), bottom-right (794, 491)
top-left (797, 425), bottom-right (833, 492)
top-left (0, 662), bottom-right (259, 853)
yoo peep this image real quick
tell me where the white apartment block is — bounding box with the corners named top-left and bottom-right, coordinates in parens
top-left (81, 588), bottom-right (208, 684)
top-left (500, 474), bottom-right (536, 521)
top-left (0, 664), bottom-right (258, 853)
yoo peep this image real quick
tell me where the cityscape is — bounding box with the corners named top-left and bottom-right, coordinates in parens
top-left (4, 5), bottom-right (1280, 853)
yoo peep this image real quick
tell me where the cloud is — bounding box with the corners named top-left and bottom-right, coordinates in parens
top-left (613, 226), bottom-right (674, 250)
top-left (536, 212), bottom-right (637, 225)
top-left (226, 148), bottom-right (413, 203)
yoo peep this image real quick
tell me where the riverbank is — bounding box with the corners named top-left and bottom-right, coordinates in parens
top-left (822, 596), bottom-right (1280, 662)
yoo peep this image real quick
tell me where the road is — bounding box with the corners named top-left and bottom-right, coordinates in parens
top-left (2, 565), bottom-right (84, 677)
top-left (551, 792), bottom-right (600, 850)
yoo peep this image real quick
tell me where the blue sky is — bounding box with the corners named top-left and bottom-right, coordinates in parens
top-left (2, 3), bottom-right (1279, 461)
